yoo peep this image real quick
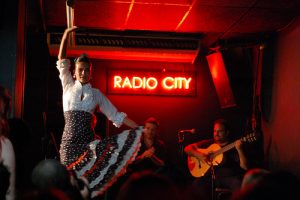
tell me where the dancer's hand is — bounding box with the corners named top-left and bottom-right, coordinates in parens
top-left (64, 26), bottom-right (79, 34)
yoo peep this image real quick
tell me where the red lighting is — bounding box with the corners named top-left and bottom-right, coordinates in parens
top-left (107, 70), bottom-right (196, 96)
top-left (162, 77), bottom-right (192, 90)
top-left (206, 52), bottom-right (236, 108)
top-left (114, 76), bottom-right (158, 90)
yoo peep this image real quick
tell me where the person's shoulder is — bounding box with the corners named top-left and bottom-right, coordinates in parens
top-left (0, 136), bottom-right (15, 163)
top-left (0, 136), bottom-right (13, 147)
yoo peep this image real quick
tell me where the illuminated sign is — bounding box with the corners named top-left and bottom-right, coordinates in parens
top-left (107, 70), bottom-right (196, 96)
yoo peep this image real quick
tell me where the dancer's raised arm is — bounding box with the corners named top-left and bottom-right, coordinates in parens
top-left (58, 26), bottom-right (78, 60)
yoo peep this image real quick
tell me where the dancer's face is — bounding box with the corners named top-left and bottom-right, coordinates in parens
top-left (75, 61), bottom-right (91, 84)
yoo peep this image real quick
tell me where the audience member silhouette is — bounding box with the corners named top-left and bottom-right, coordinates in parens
top-left (0, 162), bottom-right (10, 200)
top-left (0, 85), bottom-right (16, 200)
top-left (116, 170), bottom-right (180, 200)
top-left (8, 118), bottom-right (32, 193)
top-left (231, 170), bottom-right (300, 200)
top-left (240, 168), bottom-right (269, 188)
top-left (19, 188), bottom-right (71, 200)
top-left (30, 159), bottom-right (87, 200)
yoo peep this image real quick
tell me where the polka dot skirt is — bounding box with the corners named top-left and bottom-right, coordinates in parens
top-left (59, 110), bottom-right (142, 198)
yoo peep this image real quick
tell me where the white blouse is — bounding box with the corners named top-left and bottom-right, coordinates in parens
top-left (56, 59), bottom-right (126, 127)
top-left (0, 137), bottom-right (16, 200)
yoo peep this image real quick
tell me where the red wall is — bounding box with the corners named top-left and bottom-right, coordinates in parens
top-left (90, 54), bottom-right (252, 169)
top-left (262, 17), bottom-right (300, 177)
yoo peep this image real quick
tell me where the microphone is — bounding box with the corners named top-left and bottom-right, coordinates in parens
top-left (178, 128), bottom-right (196, 134)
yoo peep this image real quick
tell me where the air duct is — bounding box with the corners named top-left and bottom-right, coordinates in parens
top-left (47, 31), bottom-right (201, 63)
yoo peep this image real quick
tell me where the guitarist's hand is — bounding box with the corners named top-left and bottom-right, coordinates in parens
top-left (234, 140), bottom-right (243, 151)
top-left (195, 152), bottom-right (208, 163)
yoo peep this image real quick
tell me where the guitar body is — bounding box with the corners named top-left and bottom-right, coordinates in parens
top-left (187, 143), bottom-right (223, 178)
top-left (187, 132), bottom-right (257, 178)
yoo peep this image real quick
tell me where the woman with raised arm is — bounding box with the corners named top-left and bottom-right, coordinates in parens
top-left (56, 26), bottom-right (142, 198)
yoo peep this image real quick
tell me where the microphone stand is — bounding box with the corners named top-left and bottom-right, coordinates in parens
top-left (178, 131), bottom-right (185, 157)
top-left (177, 131), bottom-right (186, 176)
top-left (210, 162), bottom-right (216, 200)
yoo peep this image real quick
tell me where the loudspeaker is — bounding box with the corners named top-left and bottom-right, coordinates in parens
top-left (206, 51), bottom-right (236, 108)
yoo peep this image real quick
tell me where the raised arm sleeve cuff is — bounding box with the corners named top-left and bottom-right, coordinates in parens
top-left (56, 59), bottom-right (71, 70)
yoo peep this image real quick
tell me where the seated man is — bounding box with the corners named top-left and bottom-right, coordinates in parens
top-left (184, 118), bottom-right (250, 200)
top-left (129, 117), bottom-right (166, 174)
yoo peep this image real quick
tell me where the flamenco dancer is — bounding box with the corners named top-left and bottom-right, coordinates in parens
top-left (56, 26), bottom-right (142, 198)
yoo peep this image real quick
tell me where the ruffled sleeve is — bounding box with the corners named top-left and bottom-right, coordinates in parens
top-left (94, 89), bottom-right (126, 128)
top-left (56, 59), bottom-right (74, 91)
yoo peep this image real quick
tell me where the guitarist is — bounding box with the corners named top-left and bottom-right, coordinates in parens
top-left (184, 118), bottom-right (250, 199)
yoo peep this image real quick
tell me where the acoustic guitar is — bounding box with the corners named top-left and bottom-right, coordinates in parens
top-left (187, 133), bottom-right (256, 178)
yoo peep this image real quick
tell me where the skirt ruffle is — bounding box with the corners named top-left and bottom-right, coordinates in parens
top-left (73, 128), bottom-right (142, 197)
top-left (60, 111), bottom-right (142, 198)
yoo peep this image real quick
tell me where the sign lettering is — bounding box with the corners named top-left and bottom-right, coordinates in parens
top-left (107, 70), bottom-right (196, 96)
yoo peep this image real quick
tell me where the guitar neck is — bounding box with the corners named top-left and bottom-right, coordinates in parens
top-left (212, 141), bottom-right (236, 157)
